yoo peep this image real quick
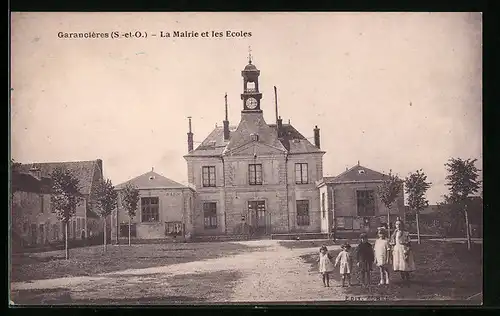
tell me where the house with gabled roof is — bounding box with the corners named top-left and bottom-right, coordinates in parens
top-left (12, 159), bottom-right (106, 248)
top-left (316, 163), bottom-right (405, 235)
top-left (111, 170), bottom-right (195, 241)
top-left (184, 57), bottom-right (325, 237)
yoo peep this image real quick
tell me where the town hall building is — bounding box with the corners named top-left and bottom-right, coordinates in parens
top-left (184, 57), bottom-right (326, 237)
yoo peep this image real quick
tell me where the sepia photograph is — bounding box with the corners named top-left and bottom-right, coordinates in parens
top-left (9, 12), bottom-right (482, 305)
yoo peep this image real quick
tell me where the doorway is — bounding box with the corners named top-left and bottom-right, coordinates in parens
top-left (248, 200), bottom-right (267, 236)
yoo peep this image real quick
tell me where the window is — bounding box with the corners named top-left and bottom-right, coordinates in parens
top-left (141, 197), bottom-right (159, 222)
top-left (39, 224), bottom-right (44, 241)
top-left (53, 224), bottom-right (59, 240)
top-left (296, 200), bottom-right (310, 226)
top-left (295, 163), bottom-right (308, 184)
top-left (321, 192), bottom-right (326, 218)
top-left (203, 202), bottom-right (217, 229)
top-left (249, 164), bottom-right (263, 185)
top-left (165, 221), bottom-right (183, 236)
top-left (202, 166), bottom-right (216, 187)
top-left (76, 217), bottom-right (80, 233)
top-left (120, 223), bottom-right (137, 237)
top-left (356, 190), bottom-right (376, 216)
top-left (40, 195), bottom-right (44, 213)
top-left (250, 133), bottom-right (259, 141)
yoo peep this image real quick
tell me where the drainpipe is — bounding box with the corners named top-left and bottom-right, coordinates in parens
top-left (221, 156), bottom-right (227, 235)
top-left (285, 153), bottom-right (290, 232)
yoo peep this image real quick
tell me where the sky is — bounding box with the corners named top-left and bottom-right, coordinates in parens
top-left (11, 12), bottom-right (482, 204)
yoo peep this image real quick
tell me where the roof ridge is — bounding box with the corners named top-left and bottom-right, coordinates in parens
top-left (333, 164), bottom-right (359, 179)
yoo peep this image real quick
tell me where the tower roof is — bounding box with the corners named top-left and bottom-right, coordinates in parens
top-left (244, 63), bottom-right (258, 72)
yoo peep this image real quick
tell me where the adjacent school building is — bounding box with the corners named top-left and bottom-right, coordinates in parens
top-left (11, 160), bottom-right (107, 249)
top-left (111, 170), bottom-right (195, 241)
top-left (317, 163), bottom-right (405, 235)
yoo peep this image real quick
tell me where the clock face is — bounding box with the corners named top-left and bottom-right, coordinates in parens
top-left (246, 97), bottom-right (258, 109)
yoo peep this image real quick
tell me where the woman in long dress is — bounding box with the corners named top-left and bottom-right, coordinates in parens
top-left (389, 219), bottom-right (416, 282)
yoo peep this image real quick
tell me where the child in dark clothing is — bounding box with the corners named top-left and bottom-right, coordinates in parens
top-left (356, 233), bottom-right (374, 286)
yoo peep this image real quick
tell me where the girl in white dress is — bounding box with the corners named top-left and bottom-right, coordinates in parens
top-left (390, 219), bottom-right (416, 282)
top-left (318, 245), bottom-right (335, 287)
top-left (374, 227), bottom-right (391, 285)
top-left (335, 243), bottom-right (353, 287)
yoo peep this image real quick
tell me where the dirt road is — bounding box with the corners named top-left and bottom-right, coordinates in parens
top-left (11, 240), bottom-right (345, 303)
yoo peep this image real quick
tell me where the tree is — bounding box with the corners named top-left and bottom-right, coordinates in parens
top-left (444, 158), bottom-right (481, 250)
top-left (95, 179), bottom-right (118, 252)
top-left (121, 183), bottom-right (140, 246)
top-left (378, 170), bottom-right (404, 237)
top-left (50, 167), bottom-right (80, 260)
top-left (404, 169), bottom-right (432, 244)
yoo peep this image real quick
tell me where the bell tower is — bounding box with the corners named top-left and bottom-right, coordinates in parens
top-left (241, 47), bottom-right (263, 113)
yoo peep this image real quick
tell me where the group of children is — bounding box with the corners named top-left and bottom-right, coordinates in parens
top-left (318, 219), bottom-right (416, 287)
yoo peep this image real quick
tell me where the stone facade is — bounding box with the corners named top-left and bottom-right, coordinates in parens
top-left (112, 171), bottom-right (195, 241)
top-left (317, 164), bottom-right (405, 235)
top-left (12, 160), bottom-right (106, 248)
top-left (184, 59), bottom-right (325, 237)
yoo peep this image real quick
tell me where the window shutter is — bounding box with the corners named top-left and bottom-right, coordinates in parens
top-left (328, 187), bottom-right (333, 211)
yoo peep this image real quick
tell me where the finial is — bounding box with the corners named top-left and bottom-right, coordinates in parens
top-left (152, 167), bottom-right (154, 172)
top-left (357, 160), bottom-right (360, 166)
top-left (248, 46), bottom-right (252, 64)
top-left (288, 119), bottom-right (290, 124)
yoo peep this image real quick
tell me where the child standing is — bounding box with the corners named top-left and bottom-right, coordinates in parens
top-left (389, 219), bottom-right (416, 282)
top-left (356, 233), bottom-right (374, 286)
top-left (318, 245), bottom-right (335, 287)
top-left (374, 227), bottom-right (391, 285)
top-left (335, 243), bottom-right (353, 287)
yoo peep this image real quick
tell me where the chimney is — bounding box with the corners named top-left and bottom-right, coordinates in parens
top-left (96, 159), bottom-right (103, 178)
top-left (187, 117), bottom-right (194, 153)
top-left (223, 93), bottom-right (230, 141)
top-left (313, 125), bottom-right (321, 149)
top-left (277, 116), bottom-right (283, 138)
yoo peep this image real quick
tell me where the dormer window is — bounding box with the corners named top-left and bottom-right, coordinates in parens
top-left (250, 133), bottom-right (259, 141)
top-left (358, 169), bottom-right (365, 175)
top-left (149, 176), bottom-right (155, 180)
top-left (207, 140), bottom-right (216, 147)
top-left (292, 138), bottom-right (300, 143)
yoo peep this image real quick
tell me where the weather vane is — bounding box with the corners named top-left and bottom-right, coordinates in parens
top-left (248, 46), bottom-right (252, 64)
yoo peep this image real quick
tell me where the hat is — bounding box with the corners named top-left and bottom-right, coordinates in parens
top-left (319, 245), bottom-right (328, 252)
top-left (359, 233), bottom-right (368, 239)
top-left (341, 242), bottom-right (351, 250)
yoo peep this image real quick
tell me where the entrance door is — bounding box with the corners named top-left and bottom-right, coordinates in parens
top-left (248, 201), bottom-right (266, 236)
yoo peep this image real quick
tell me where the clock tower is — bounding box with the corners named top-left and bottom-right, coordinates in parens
top-left (241, 51), bottom-right (263, 113)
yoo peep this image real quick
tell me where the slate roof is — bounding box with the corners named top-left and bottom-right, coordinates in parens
top-left (225, 113), bottom-right (287, 153)
top-left (188, 126), bottom-right (238, 157)
top-left (11, 172), bottom-right (52, 194)
top-left (186, 119), bottom-right (323, 157)
top-left (115, 171), bottom-right (188, 190)
top-left (324, 164), bottom-right (388, 184)
top-left (17, 160), bottom-right (100, 195)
